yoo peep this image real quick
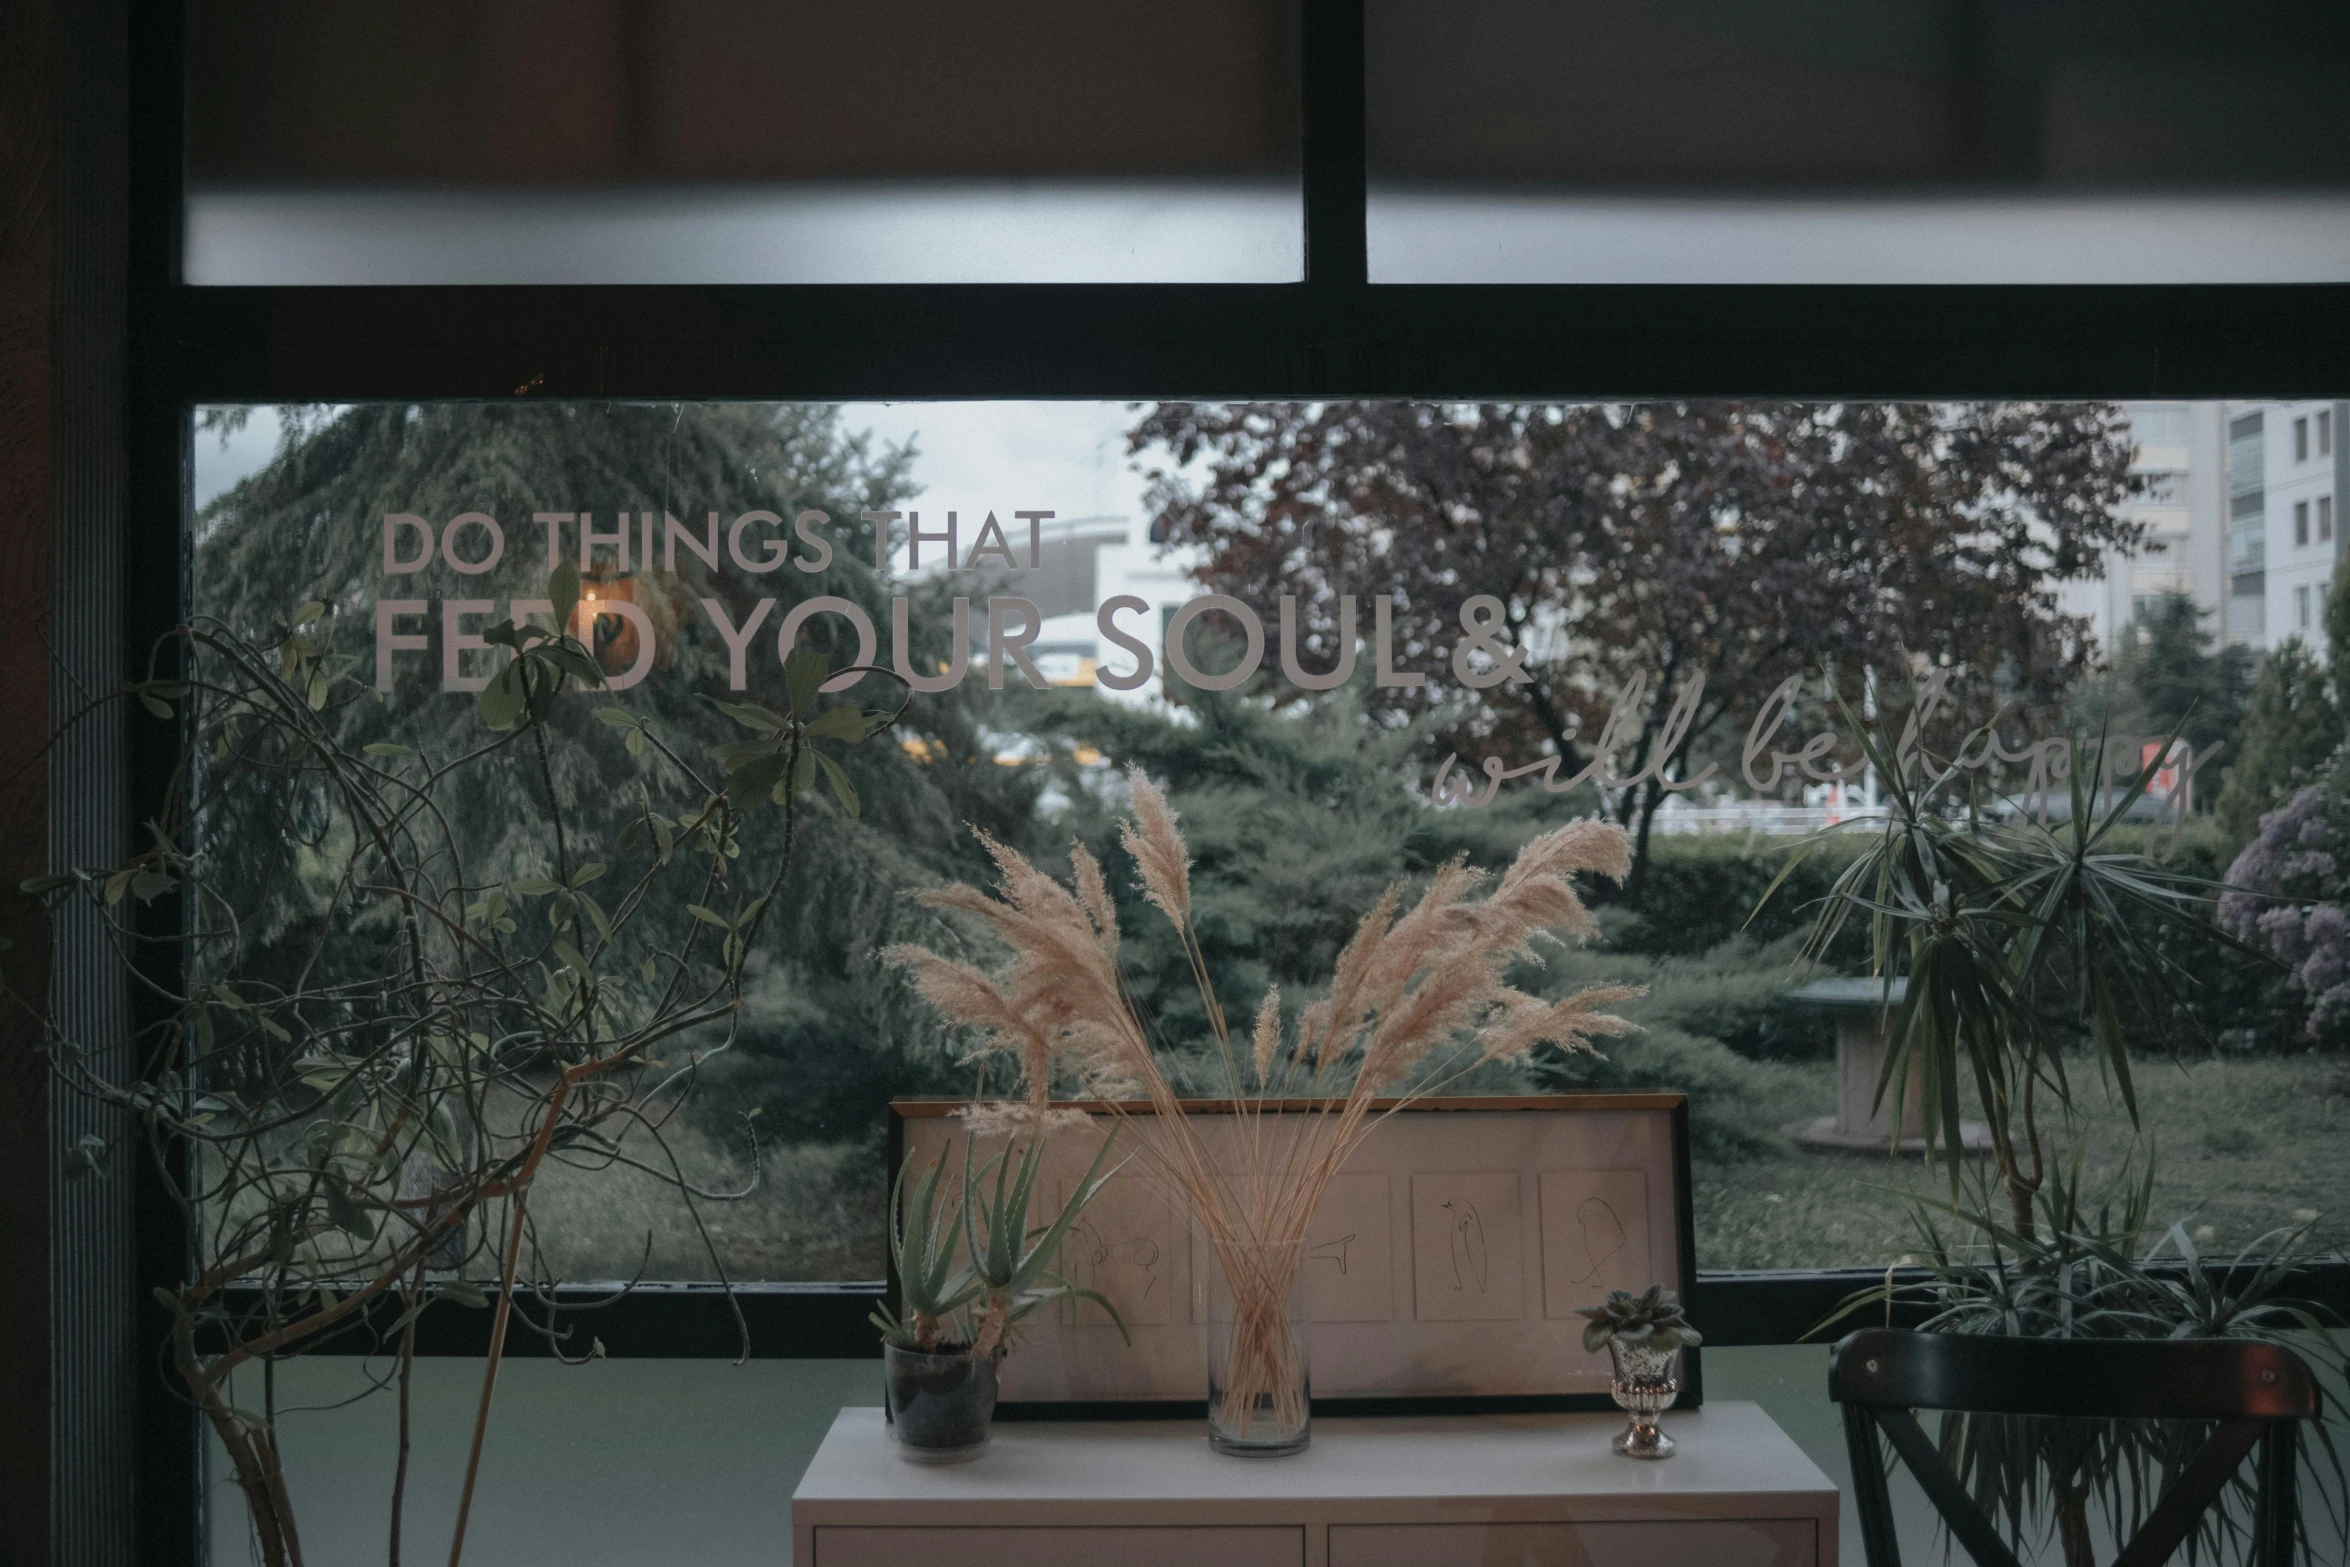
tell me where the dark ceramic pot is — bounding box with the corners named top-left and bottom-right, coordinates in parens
top-left (883, 1343), bottom-right (1000, 1463)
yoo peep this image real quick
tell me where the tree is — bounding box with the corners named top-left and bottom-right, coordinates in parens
top-left (1128, 402), bottom-right (2142, 895)
top-left (2118, 591), bottom-right (2255, 767)
top-left (2214, 638), bottom-right (2342, 842)
top-left (193, 403), bottom-right (1043, 1151)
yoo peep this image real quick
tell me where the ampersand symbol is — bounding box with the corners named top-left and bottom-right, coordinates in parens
top-left (1451, 595), bottom-right (1530, 689)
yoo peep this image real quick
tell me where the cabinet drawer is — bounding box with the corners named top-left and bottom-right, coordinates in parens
top-left (814, 1524), bottom-right (1305, 1566)
top-left (1330, 1518), bottom-right (1816, 1567)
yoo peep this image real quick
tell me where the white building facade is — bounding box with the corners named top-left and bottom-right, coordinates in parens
top-left (2069, 400), bottom-right (2349, 660)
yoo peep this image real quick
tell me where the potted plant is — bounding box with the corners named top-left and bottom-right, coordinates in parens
top-left (1779, 707), bottom-right (2343, 1565)
top-left (888, 771), bottom-right (1641, 1454)
top-left (1577, 1286), bottom-right (1703, 1459)
top-left (872, 1133), bottom-right (1126, 1461)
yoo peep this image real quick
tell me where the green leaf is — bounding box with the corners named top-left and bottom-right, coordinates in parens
top-left (550, 562), bottom-right (582, 631)
top-left (540, 640), bottom-right (604, 686)
top-left (305, 667), bottom-right (329, 710)
top-left (138, 691), bottom-right (173, 720)
top-left (782, 747), bottom-right (819, 801)
top-left (440, 1279), bottom-right (489, 1309)
top-left (812, 749), bottom-right (860, 817)
top-left (478, 661), bottom-right (526, 730)
top-left (20, 872), bottom-right (75, 896)
top-left (292, 600), bottom-right (327, 626)
top-left (595, 706), bottom-right (638, 728)
top-left (551, 938), bottom-right (591, 976)
top-left (130, 868), bottom-right (177, 902)
top-left (713, 736), bottom-right (786, 770)
top-left (709, 698), bottom-right (786, 734)
top-left (569, 862), bottom-right (608, 887)
top-left (363, 741), bottom-right (414, 757)
top-left (685, 904), bottom-right (730, 928)
top-left (575, 890), bottom-right (613, 941)
top-left (323, 1179), bottom-right (376, 1242)
top-left (729, 748), bottom-right (792, 802)
top-left (784, 648), bottom-right (828, 717)
top-left (511, 876), bottom-right (561, 897)
top-left (804, 705), bottom-right (866, 743)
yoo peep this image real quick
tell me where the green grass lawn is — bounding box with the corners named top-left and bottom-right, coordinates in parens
top-left (1693, 1054), bottom-right (2350, 1271)
top-left (512, 1054), bottom-right (2349, 1283)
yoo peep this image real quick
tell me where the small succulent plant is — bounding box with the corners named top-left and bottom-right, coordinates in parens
top-left (1577, 1285), bottom-right (1703, 1354)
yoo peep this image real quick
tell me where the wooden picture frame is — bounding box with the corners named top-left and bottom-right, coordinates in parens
top-left (886, 1094), bottom-right (1698, 1417)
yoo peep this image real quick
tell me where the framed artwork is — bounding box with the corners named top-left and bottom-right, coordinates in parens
top-left (887, 1094), bottom-right (1697, 1415)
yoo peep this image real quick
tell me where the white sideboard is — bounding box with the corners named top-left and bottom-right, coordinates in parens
top-left (791, 1402), bottom-right (1837, 1566)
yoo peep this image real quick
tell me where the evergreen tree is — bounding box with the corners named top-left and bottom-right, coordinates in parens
top-left (192, 402), bottom-right (1044, 1142)
top-left (2115, 590), bottom-right (2253, 782)
top-left (2215, 638), bottom-right (2342, 842)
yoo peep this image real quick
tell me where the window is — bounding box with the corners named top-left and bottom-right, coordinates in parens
top-left (2322, 409), bottom-right (2336, 456)
top-left (189, 396), bottom-right (2350, 1286)
top-left (2231, 412), bottom-right (2268, 597)
top-left (69, 12), bottom-right (2350, 1562)
top-left (2325, 495), bottom-right (2336, 542)
top-left (2297, 417), bottom-right (2311, 461)
top-left (2297, 499), bottom-right (2311, 545)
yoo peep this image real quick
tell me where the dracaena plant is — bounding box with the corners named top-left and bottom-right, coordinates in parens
top-left (18, 565), bottom-right (906, 1567)
top-left (1761, 694), bottom-right (2255, 1241)
top-left (1824, 1155), bottom-right (2347, 1567)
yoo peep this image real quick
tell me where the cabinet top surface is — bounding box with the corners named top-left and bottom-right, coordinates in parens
top-left (794, 1402), bottom-right (1835, 1508)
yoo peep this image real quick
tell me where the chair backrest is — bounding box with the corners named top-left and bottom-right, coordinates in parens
top-left (1828, 1329), bottom-right (2317, 1567)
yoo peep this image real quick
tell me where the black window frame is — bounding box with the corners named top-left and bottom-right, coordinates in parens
top-left (120, 3), bottom-right (2350, 1558)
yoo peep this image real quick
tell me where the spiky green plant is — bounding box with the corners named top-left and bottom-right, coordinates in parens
top-left (1760, 698), bottom-right (2257, 1240)
top-left (964, 1132), bottom-right (1130, 1358)
top-left (871, 1131), bottom-right (1129, 1357)
top-left (870, 1148), bottom-right (982, 1352)
top-left (1825, 1154), bottom-right (2347, 1567)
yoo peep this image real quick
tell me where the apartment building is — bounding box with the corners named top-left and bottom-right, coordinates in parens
top-left (2070, 400), bottom-right (2350, 659)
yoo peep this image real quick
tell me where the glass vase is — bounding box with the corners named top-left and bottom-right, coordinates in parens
top-left (1205, 1237), bottom-right (1310, 1456)
top-left (1606, 1339), bottom-right (1680, 1459)
top-left (882, 1343), bottom-right (999, 1463)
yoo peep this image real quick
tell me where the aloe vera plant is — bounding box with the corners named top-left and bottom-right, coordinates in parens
top-left (964, 1132), bottom-right (1130, 1359)
top-left (872, 1130), bottom-right (1130, 1358)
top-left (871, 1148), bottom-right (983, 1352)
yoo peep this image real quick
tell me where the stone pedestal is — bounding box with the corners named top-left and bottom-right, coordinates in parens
top-left (1780, 978), bottom-right (1991, 1154)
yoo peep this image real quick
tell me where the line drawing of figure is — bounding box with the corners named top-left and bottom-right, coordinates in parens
top-left (1072, 1218), bottom-right (1161, 1306)
top-left (1440, 1198), bottom-right (1487, 1292)
top-left (1309, 1232), bottom-right (1358, 1274)
top-left (1571, 1197), bottom-right (1628, 1288)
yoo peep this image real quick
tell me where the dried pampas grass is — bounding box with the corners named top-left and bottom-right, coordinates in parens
top-left (886, 766), bottom-right (1641, 1437)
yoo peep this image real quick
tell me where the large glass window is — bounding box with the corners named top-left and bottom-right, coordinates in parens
top-left (189, 396), bottom-right (2350, 1284)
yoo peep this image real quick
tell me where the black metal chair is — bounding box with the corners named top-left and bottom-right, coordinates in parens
top-left (1829, 1328), bottom-right (2317, 1567)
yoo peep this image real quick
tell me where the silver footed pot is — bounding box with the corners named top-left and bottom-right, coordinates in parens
top-left (1605, 1340), bottom-right (1680, 1459)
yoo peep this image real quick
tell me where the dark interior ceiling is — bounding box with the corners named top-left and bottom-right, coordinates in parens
top-left (185, 0), bottom-right (2350, 188)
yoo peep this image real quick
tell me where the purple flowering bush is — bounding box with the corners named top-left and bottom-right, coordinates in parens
top-left (2218, 780), bottom-right (2350, 1044)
